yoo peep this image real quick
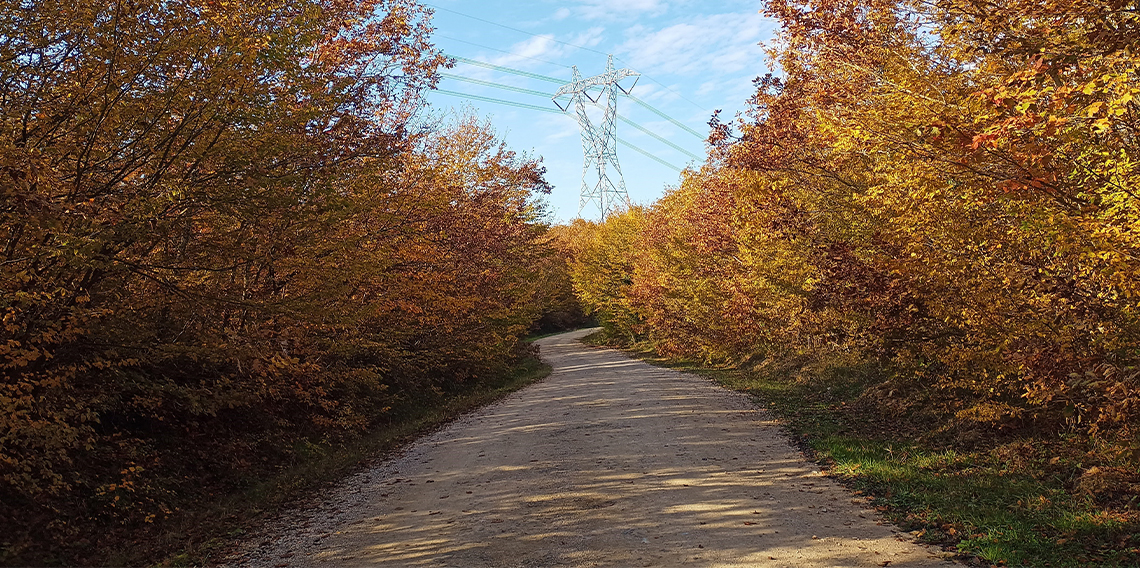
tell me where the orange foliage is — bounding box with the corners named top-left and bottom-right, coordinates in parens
top-left (0, 1), bottom-right (564, 563)
top-left (573, 0), bottom-right (1140, 443)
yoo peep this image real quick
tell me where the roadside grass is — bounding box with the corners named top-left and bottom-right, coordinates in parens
top-left (523, 329), bottom-right (574, 343)
top-left (596, 334), bottom-right (1140, 567)
top-left (149, 356), bottom-right (551, 567)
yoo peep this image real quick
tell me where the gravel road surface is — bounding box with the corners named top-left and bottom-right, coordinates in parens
top-left (228, 328), bottom-right (959, 567)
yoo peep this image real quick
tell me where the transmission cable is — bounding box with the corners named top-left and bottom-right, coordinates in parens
top-left (625, 95), bottom-right (705, 140)
top-left (432, 89), bottom-right (684, 172)
top-left (434, 89), bottom-right (562, 114)
top-left (443, 68), bottom-right (702, 142)
top-left (448, 56), bottom-right (703, 140)
top-left (617, 117), bottom-right (701, 161)
top-left (427, 4), bottom-right (707, 111)
top-left (436, 35), bottom-right (572, 69)
top-left (427, 4), bottom-right (610, 57)
top-left (448, 55), bottom-right (566, 84)
top-left (440, 73), bottom-right (553, 98)
top-left (438, 75), bottom-right (702, 161)
top-left (617, 138), bottom-right (682, 172)
top-left (613, 58), bottom-right (708, 112)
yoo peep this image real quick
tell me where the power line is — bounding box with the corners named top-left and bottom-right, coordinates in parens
top-left (439, 74), bottom-right (702, 161)
top-left (448, 55), bottom-right (566, 84)
top-left (436, 35), bottom-right (572, 69)
top-left (556, 57), bottom-right (636, 219)
top-left (446, 58), bottom-right (701, 142)
top-left (427, 4), bottom-right (610, 57)
top-left (431, 89), bottom-right (683, 172)
top-left (627, 94), bottom-right (705, 140)
top-left (440, 73), bottom-right (552, 98)
top-left (434, 89), bottom-right (562, 114)
top-left (618, 138), bottom-right (682, 172)
top-left (617, 116), bottom-right (701, 161)
top-left (613, 58), bottom-right (709, 112)
top-left (427, 3), bottom-right (707, 112)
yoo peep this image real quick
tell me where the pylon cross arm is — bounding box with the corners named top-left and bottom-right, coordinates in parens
top-left (551, 55), bottom-right (638, 220)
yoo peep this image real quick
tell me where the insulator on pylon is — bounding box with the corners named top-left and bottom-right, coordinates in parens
top-left (552, 55), bottom-right (639, 220)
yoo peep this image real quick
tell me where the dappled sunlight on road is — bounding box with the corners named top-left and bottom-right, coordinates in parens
top-left (238, 329), bottom-right (958, 568)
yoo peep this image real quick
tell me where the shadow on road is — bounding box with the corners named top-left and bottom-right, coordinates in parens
top-left (251, 330), bottom-right (955, 568)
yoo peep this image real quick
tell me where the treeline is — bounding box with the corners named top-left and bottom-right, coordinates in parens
top-left (0, 1), bottom-right (578, 563)
top-left (569, 0), bottom-right (1139, 459)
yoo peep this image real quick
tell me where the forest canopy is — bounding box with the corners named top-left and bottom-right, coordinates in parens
top-left (0, 0), bottom-right (575, 563)
top-left (562, 3), bottom-right (1140, 561)
top-left (572, 0), bottom-right (1140, 455)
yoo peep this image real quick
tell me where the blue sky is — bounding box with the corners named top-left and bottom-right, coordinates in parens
top-left (421, 0), bottom-right (778, 221)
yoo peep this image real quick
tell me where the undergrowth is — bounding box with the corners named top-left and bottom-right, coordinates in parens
top-left (85, 355), bottom-right (551, 568)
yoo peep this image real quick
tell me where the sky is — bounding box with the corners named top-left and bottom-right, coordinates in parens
top-left (421, 0), bottom-right (779, 222)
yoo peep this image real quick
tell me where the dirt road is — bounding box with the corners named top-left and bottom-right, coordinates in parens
top-left (230, 329), bottom-right (958, 567)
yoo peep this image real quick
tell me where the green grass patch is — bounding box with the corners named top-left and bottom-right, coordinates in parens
top-left (524, 328), bottom-right (583, 343)
top-left (149, 356), bottom-right (551, 568)
top-left (618, 344), bottom-right (1140, 567)
top-left (579, 327), bottom-right (612, 347)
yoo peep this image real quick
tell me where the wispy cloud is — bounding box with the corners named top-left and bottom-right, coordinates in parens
top-left (482, 27), bottom-right (605, 71)
top-left (541, 115), bottom-right (582, 143)
top-left (568, 27), bottom-right (606, 49)
top-left (489, 35), bottom-right (558, 67)
top-left (616, 11), bottom-right (777, 77)
top-left (569, 0), bottom-right (671, 20)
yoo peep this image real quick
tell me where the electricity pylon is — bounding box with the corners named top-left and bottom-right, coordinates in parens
top-left (553, 55), bottom-right (639, 219)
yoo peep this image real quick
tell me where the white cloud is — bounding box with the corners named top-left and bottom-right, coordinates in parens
top-left (624, 83), bottom-right (679, 105)
top-left (489, 35), bottom-right (558, 67)
top-left (696, 80), bottom-right (719, 97)
top-left (569, 0), bottom-right (671, 20)
top-left (481, 27), bottom-right (604, 71)
top-left (616, 11), bottom-right (777, 78)
top-left (568, 26), bottom-right (606, 49)
top-left (541, 115), bottom-right (582, 143)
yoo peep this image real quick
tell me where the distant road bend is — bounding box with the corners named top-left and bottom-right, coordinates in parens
top-left (231, 328), bottom-right (959, 567)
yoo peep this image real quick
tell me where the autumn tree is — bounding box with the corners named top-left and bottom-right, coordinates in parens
top-left (0, 1), bottom-right (557, 563)
top-left (565, 210), bottom-right (646, 343)
top-left (576, 0), bottom-right (1140, 437)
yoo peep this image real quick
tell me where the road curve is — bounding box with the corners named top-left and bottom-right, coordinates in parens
top-left (229, 328), bottom-right (958, 567)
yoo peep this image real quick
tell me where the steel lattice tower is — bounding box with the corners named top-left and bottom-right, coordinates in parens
top-left (553, 55), bottom-right (639, 219)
